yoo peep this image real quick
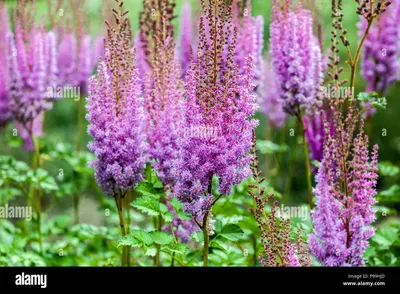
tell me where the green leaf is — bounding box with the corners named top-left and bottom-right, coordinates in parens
top-left (39, 176), bottom-right (58, 192)
top-left (378, 162), bottom-right (400, 177)
top-left (214, 219), bottom-right (223, 233)
top-left (145, 163), bottom-right (152, 181)
top-left (145, 248), bottom-right (157, 257)
top-left (131, 196), bottom-right (160, 216)
top-left (191, 231), bottom-right (204, 243)
top-left (117, 236), bottom-right (141, 248)
top-left (151, 232), bottom-right (174, 245)
top-left (220, 224), bottom-right (244, 241)
top-left (164, 243), bottom-right (189, 256)
top-left (136, 181), bottom-right (164, 199)
top-left (372, 228), bottom-right (399, 249)
top-left (377, 185), bottom-right (400, 203)
top-left (131, 230), bottom-right (154, 246)
top-left (256, 140), bottom-right (288, 155)
top-left (210, 238), bottom-right (229, 253)
top-left (177, 211), bottom-right (192, 221)
top-left (162, 212), bottom-right (174, 223)
top-left (170, 197), bottom-right (182, 211)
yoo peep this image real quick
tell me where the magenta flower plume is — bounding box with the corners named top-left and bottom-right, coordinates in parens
top-left (57, 30), bottom-right (104, 95)
top-left (86, 13), bottom-right (147, 196)
top-left (174, 1), bottom-right (258, 218)
top-left (0, 4), bottom-right (11, 128)
top-left (6, 4), bottom-right (57, 140)
top-left (233, 0), bottom-right (264, 89)
top-left (134, 32), bottom-right (152, 88)
top-left (260, 60), bottom-right (287, 129)
top-left (359, 0), bottom-right (400, 117)
top-left (176, 0), bottom-right (194, 78)
top-left (303, 108), bottom-right (333, 167)
top-left (309, 116), bottom-right (379, 266)
top-left (146, 36), bottom-right (184, 189)
top-left (270, 0), bottom-right (323, 115)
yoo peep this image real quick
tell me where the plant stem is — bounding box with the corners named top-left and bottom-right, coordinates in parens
top-left (115, 193), bottom-right (127, 267)
top-left (349, 20), bottom-right (373, 93)
top-left (297, 110), bottom-right (314, 209)
top-left (155, 213), bottom-right (162, 266)
top-left (283, 120), bottom-right (297, 202)
top-left (29, 127), bottom-right (43, 254)
top-left (73, 192), bottom-right (79, 224)
top-left (73, 94), bottom-right (84, 224)
top-left (202, 213), bottom-right (210, 267)
top-left (126, 191), bottom-right (131, 267)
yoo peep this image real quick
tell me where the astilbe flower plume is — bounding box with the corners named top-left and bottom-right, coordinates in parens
top-left (7, 0), bottom-right (57, 150)
top-left (86, 5), bottom-right (147, 196)
top-left (174, 0), bottom-right (258, 220)
top-left (248, 132), bottom-right (311, 267)
top-left (56, 0), bottom-right (104, 95)
top-left (176, 0), bottom-right (194, 78)
top-left (0, 3), bottom-right (11, 129)
top-left (308, 106), bottom-right (379, 266)
top-left (139, 3), bottom-right (200, 242)
top-left (359, 0), bottom-right (400, 117)
top-left (232, 0), bottom-right (264, 90)
top-left (260, 60), bottom-right (287, 129)
top-left (138, 0), bottom-right (176, 69)
top-left (303, 108), bottom-right (333, 168)
top-left (270, 0), bottom-right (323, 115)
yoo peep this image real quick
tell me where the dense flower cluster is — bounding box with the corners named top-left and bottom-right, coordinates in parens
top-left (260, 60), bottom-right (286, 129)
top-left (303, 108), bottom-right (333, 166)
top-left (174, 0), bottom-right (258, 218)
top-left (6, 1), bottom-right (57, 150)
top-left (86, 7), bottom-right (147, 196)
top-left (359, 0), bottom-right (400, 117)
top-left (176, 0), bottom-right (194, 78)
top-left (309, 108), bottom-right (379, 266)
top-left (0, 3), bottom-right (11, 129)
top-left (232, 0), bottom-right (264, 89)
top-left (270, 0), bottom-right (323, 115)
top-left (56, 1), bottom-right (104, 95)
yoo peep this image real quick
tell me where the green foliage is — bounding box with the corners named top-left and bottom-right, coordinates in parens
top-left (357, 92), bottom-right (387, 109)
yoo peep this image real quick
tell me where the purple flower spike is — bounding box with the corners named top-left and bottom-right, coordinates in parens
top-left (87, 12), bottom-right (148, 196)
top-left (270, 0), bottom-right (323, 115)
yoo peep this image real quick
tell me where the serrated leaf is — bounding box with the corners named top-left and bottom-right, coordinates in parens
top-left (117, 236), bottom-right (141, 248)
top-left (131, 230), bottom-right (154, 245)
top-left (191, 231), bottom-right (204, 243)
top-left (152, 232), bottom-right (174, 245)
top-left (214, 219), bottom-right (223, 233)
top-left (256, 140), bottom-right (288, 155)
top-left (162, 212), bottom-right (174, 223)
top-left (145, 248), bottom-right (157, 257)
top-left (210, 238), bottom-right (229, 253)
top-left (220, 224), bottom-right (244, 241)
top-left (131, 196), bottom-right (160, 216)
top-left (177, 211), bottom-right (192, 221)
top-left (170, 197), bottom-right (182, 211)
top-left (377, 185), bottom-right (400, 202)
top-left (159, 203), bottom-right (168, 214)
top-left (378, 162), bottom-right (400, 177)
top-left (372, 228), bottom-right (399, 249)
